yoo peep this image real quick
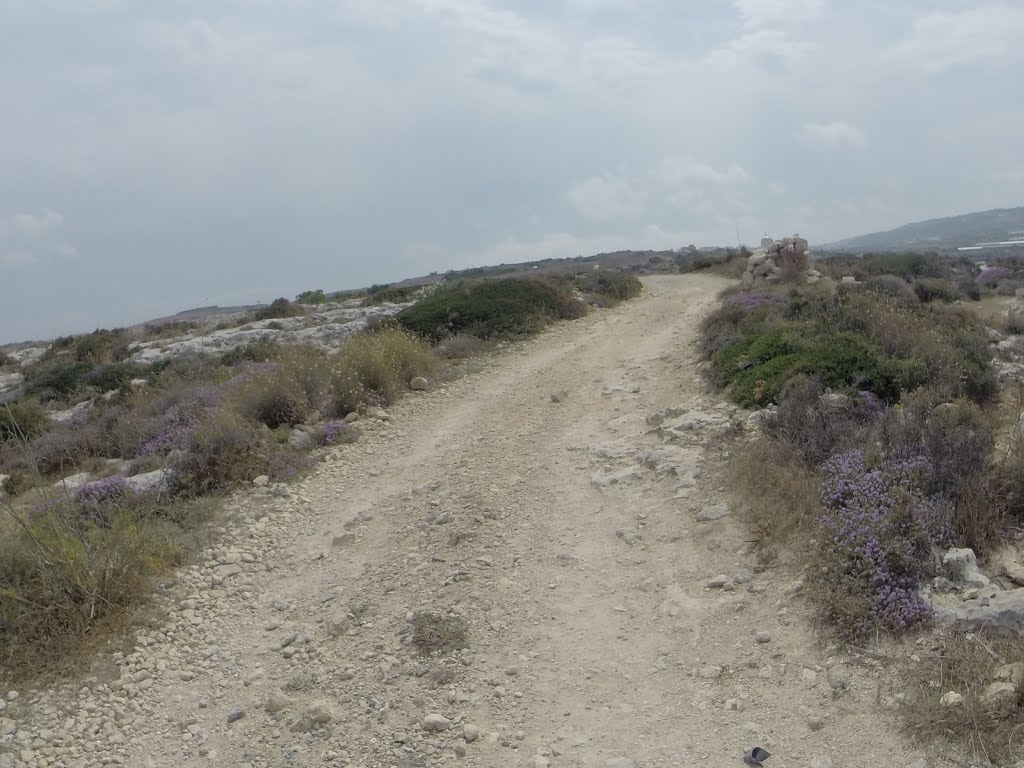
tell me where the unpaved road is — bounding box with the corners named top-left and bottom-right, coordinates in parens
top-left (3, 275), bottom-right (925, 768)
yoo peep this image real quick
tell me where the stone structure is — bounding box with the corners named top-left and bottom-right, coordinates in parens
top-left (742, 234), bottom-right (822, 287)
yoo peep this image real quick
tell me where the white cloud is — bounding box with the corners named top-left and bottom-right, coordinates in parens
top-left (567, 173), bottom-right (646, 220)
top-left (652, 157), bottom-right (752, 187)
top-left (801, 121), bottom-right (865, 149)
top-left (12, 209), bottom-right (63, 235)
top-left (731, 0), bottom-right (827, 28)
top-left (889, 5), bottom-right (1024, 72)
top-left (0, 251), bottom-right (40, 267)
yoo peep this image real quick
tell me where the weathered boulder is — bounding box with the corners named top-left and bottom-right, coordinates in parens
top-left (53, 472), bottom-right (91, 492)
top-left (942, 548), bottom-right (991, 589)
top-left (939, 588), bottom-right (1024, 633)
top-left (287, 426), bottom-right (318, 451)
top-left (126, 469), bottom-right (171, 494)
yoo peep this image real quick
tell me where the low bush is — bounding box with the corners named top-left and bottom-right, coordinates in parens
top-left (813, 450), bottom-right (949, 638)
top-left (170, 411), bottom-right (268, 496)
top-left (914, 277), bottom-right (962, 304)
top-left (220, 338), bottom-right (281, 367)
top-left (712, 327), bottom-right (906, 408)
top-left (397, 278), bottom-right (586, 343)
top-left (231, 350), bottom-right (329, 429)
top-left (727, 439), bottom-right (822, 556)
top-left (331, 327), bottom-right (435, 415)
top-left (706, 288), bottom-right (996, 408)
top-left (295, 289), bottom-right (327, 305)
top-left (0, 399), bottom-right (50, 442)
top-left (862, 274), bottom-right (919, 304)
top-left (0, 492), bottom-right (205, 677)
top-left (573, 270), bottom-right (642, 304)
top-left (253, 298), bottom-right (300, 321)
top-left (899, 629), bottom-right (1024, 766)
top-left (408, 611), bottom-right (469, 655)
top-left (764, 376), bottom-right (884, 466)
top-left (22, 361), bottom-right (94, 402)
top-left (362, 284), bottom-right (416, 306)
top-left (0, 351), bottom-right (11, 367)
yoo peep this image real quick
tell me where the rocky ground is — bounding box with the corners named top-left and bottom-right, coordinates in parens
top-left (0, 275), bottom-right (927, 768)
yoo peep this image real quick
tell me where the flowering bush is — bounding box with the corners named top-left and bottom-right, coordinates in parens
top-left (976, 266), bottom-right (1014, 286)
top-left (725, 292), bottom-right (783, 311)
top-left (816, 450), bottom-right (951, 635)
top-left (74, 475), bottom-right (132, 505)
top-left (320, 420), bottom-right (357, 446)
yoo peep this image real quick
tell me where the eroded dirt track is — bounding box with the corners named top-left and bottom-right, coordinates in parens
top-left (5, 275), bottom-right (924, 768)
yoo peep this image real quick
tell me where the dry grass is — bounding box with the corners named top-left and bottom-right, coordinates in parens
top-left (899, 628), bottom-right (1024, 765)
top-left (408, 611), bottom-right (469, 656)
top-left (726, 438), bottom-right (821, 559)
top-left (0, 495), bottom-right (207, 680)
top-left (331, 327), bottom-right (435, 415)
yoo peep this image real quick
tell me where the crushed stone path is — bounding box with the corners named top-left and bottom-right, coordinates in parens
top-left (0, 275), bottom-right (925, 768)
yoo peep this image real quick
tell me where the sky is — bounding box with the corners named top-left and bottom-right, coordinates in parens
top-left (1, 0), bottom-right (1022, 343)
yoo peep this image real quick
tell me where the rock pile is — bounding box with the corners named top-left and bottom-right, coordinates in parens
top-left (742, 234), bottom-right (822, 287)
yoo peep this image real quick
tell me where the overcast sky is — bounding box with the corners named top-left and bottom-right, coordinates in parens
top-left (1, 1), bottom-right (1022, 343)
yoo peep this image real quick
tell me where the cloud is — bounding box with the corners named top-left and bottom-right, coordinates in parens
top-left (0, 251), bottom-right (40, 268)
top-left (0, 209), bottom-right (77, 271)
top-left (12, 209), bottom-right (63, 235)
top-left (567, 173), bottom-right (646, 220)
top-left (801, 121), bottom-right (865, 149)
top-left (889, 5), bottom-right (1024, 72)
top-left (731, 0), bottom-right (828, 28)
top-left (652, 157), bottom-right (753, 187)
top-left (0, 2), bottom-right (1021, 342)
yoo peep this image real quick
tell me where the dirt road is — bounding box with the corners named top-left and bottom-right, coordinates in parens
top-left (5, 275), bottom-right (925, 768)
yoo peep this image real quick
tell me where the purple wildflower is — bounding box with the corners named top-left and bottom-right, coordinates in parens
top-left (817, 450), bottom-right (949, 633)
top-left (976, 266), bottom-right (1014, 286)
top-left (321, 420), bottom-right (356, 446)
top-left (75, 475), bottom-right (133, 504)
top-left (726, 293), bottom-right (783, 311)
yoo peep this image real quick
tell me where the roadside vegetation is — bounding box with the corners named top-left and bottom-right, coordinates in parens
top-left (0, 269), bottom-right (640, 680)
top-left (701, 255), bottom-right (1024, 764)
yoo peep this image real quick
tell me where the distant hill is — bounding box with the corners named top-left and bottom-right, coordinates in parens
top-left (826, 207), bottom-right (1024, 253)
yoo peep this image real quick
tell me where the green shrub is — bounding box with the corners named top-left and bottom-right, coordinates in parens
top-left (253, 298), bottom-right (300, 321)
top-left (397, 278), bottom-right (586, 343)
top-left (0, 399), bottom-right (50, 442)
top-left (142, 320), bottom-right (197, 340)
top-left (296, 289), bottom-right (327, 305)
top-left (0, 351), bottom-right (11, 367)
top-left (83, 362), bottom-right (149, 392)
top-left (331, 327), bottom-right (435, 415)
top-left (863, 274), bottom-right (918, 304)
top-left (361, 284), bottom-right (416, 306)
top-left (0, 495), bottom-right (202, 677)
top-left (22, 361), bottom-right (94, 401)
top-left (233, 349), bottom-right (330, 428)
top-left (171, 412), bottom-right (268, 496)
top-left (913, 277), bottom-right (962, 304)
top-left (220, 339), bottom-right (281, 367)
top-left (573, 270), bottom-right (642, 304)
top-left (705, 288), bottom-right (994, 408)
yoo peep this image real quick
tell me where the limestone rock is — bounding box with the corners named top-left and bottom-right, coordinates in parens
top-left (940, 691), bottom-right (964, 707)
top-left (127, 469), bottom-right (170, 494)
top-left (423, 713), bottom-right (451, 732)
top-left (942, 548), bottom-right (991, 589)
